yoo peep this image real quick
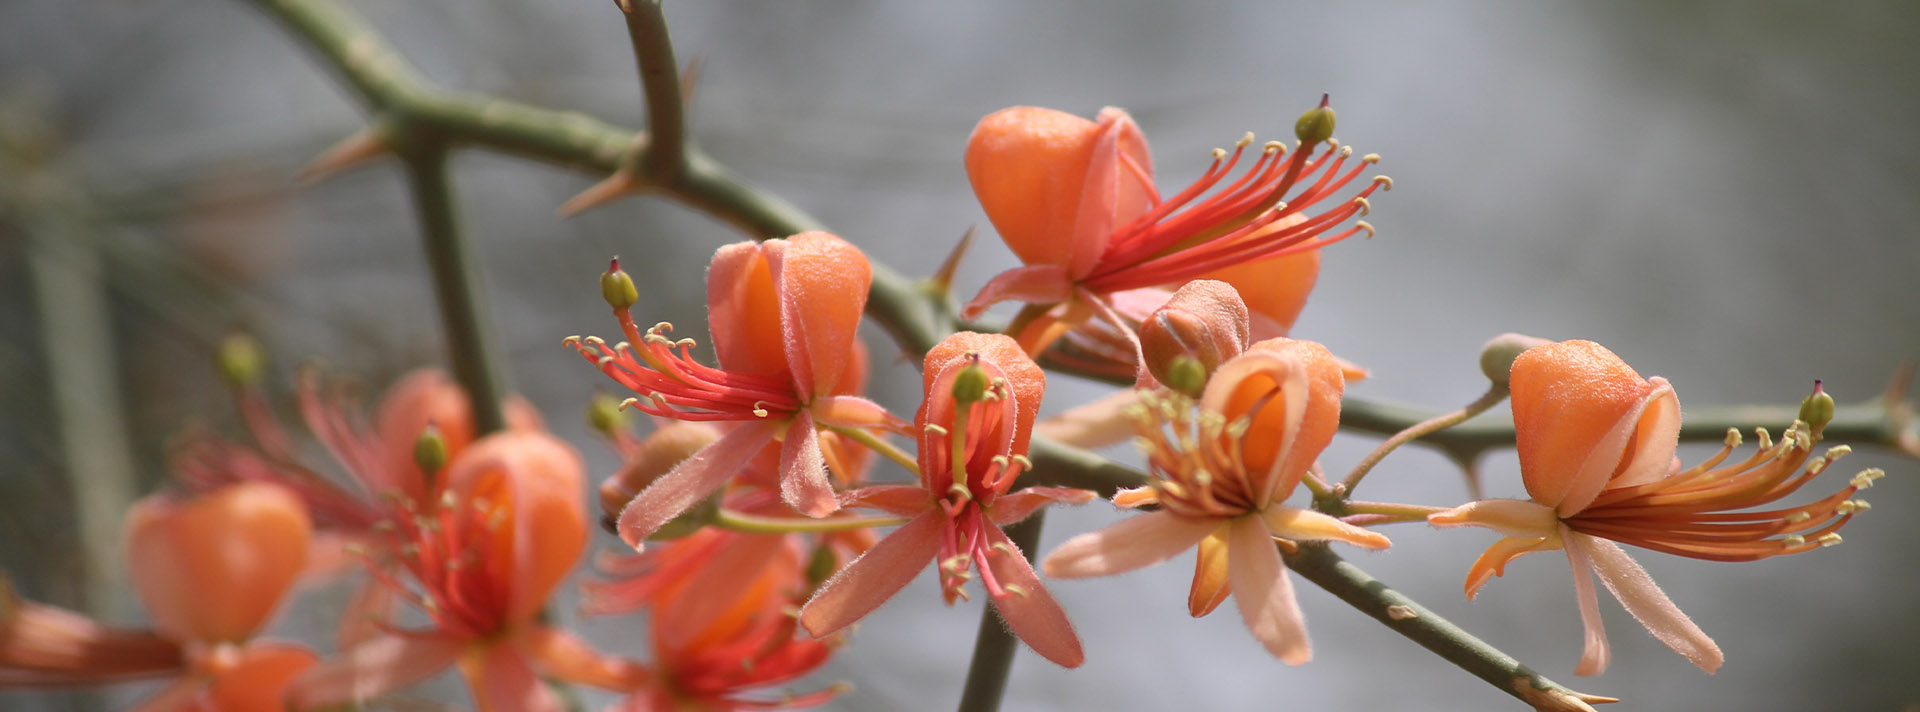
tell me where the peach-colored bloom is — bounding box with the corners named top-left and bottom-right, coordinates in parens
top-left (569, 232), bottom-right (905, 545)
top-left (962, 100), bottom-right (1388, 353)
top-left (1, 482), bottom-right (319, 710)
top-left (1428, 340), bottom-right (1877, 676)
top-left (289, 431), bottom-right (636, 712)
top-left (799, 332), bottom-right (1094, 668)
top-left (1043, 338), bottom-right (1389, 663)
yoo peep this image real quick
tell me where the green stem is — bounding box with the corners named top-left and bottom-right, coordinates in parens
top-left (399, 141), bottom-right (508, 434)
top-left (1284, 543), bottom-right (1615, 710)
top-left (955, 511), bottom-right (1045, 712)
top-left (825, 424), bottom-right (920, 475)
top-left (712, 508), bottom-right (909, 534)
top-left (618, 0), bottom-right (686, 182)
top-left (1341, 385), bottom-right (1507, 497)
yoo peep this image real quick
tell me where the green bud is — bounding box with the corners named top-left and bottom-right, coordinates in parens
top-left (1479, 333), bottom-right (1555, 389)
top-left (950, 362), bottom-right (991, 405)
top-left (1799, 380), bottom-right (1835, 435)
top-left (1165, 356), bottom-right (1208, 398)
top-left (413, 424), bottom-right (448, 475)
top-left (804, 544), bottom-right (840, 589)
top-left (1294, 94), bottom-right (1336, 145)
top-left (601, 257), bottom-right (639, 310)
top-left (216, 333), bottom-right (264, 387)
top-left (586, 392), bottom-right (628, 437)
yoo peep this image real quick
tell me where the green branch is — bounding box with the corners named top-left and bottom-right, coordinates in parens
top-left (398, 137), bottom-right (508, 435)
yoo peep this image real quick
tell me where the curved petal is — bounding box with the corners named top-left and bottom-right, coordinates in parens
top-left (811, 395), bottom-right (908, 433)
top-left (125, 483), bottom-right (311, 645)
top-left (779, 412), bottom-right (838, 517)
top-left (1034, 389), bottom-right (1140, 450)
top-left (988, 487), bottom-right (1097, 526)
top-left (617, 421), bottom-right (778, 548)
top-left (516, 627), bottom-right (643, 690)
top-left (705, 241), bottom-right (790, 378)
top-left (1206, 248), bottom-right (1320, 338)
top-left (960, 264), bottom-right (1074, 320)
top-left (1460, 536), bottom-right (1556, 600)
top-left (1510, 340), bottom-right (1667, 513)
top-left (798, 511), bottom-right (943, 638)
top-left (1259, 506), bottom-right (1391, 550)
top-left (1579, 534), bottom-right (1722, 673)
top-left (770, 232), bottom-right (872, 399)
top-left (982, 525), bottom-right (1084, 668)
top-left (1189, 527), bottom-right (1232, 617)
top-left (1042, 510), bottom-right (1219, 579)
top-left (1226, 517), bottom-right (1310, 664)
top-left (1425, 498), bottom-right (1560, 539)
top-left (1201, 339), bottom-right (1344, 507)
top-left (446, 431), bottom-right (589, 626)
top-left (1561, 528), bottom-right (1612, 677)
top-left (202, 642), bottom-right (319, 712)
top-left (1067, 107), bottom-right (1155, 281)
top-left (841, 484), bottom-right (935, 517)
top-left (286, 633), bottom-right (464, 710)
top-left (460, 641), bottom-right (563, 712)
top-left (967, 106), bottom-right (1151, 272)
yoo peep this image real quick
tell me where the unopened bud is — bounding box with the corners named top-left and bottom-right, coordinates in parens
top-left (601, 257), bottom-right (639, 310)
top-left (1139, 280), bottom-right (1250, 394)
top-left (1294, 94), bottom-right (1336, 145)
top-left (597, 422), bottom-right (720, 520)
top-left (216, 333), bottom-right (265, 387)
top-left (586, 392), bottom-right (629, 437)
top-left (413, 424), bottom-right (448, 475)
top-left (1799, 380), bottom-right (1835, 435)
top-left (950, 362), bottom-right (991, 405)
top-left (1479, 333), bottom-right (1555, 389)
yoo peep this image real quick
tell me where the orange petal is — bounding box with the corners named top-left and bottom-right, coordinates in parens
top-left (1201, 338), bottom-right (1345, 506)
top-left (922, 332), bottom-right (1046, 451)
top-left (779, 412), bottom-right (838, 518)
top-left (202, 642), bottom-right (318, 712)
top-left (446, 431), bottom-right (589, 626)
top-left (1561, 527), bottom-right (1612, 676)
top-left (1459, 536), bottom-right (1556, 600)
top-left (960, 264), bottom-right (1074, 319)
top-left (460, 639), bottom-right (564, 712)
top-left (1226, 517), bottom-right (1310, 663)
top-left (1034, 389), bottom-right (1140, 450)
top-left (1188, 526), bottom-right (1232, 617)
top-left (798, 510), bottom-right (943, 638)
top-left (982, 525), bottom-right (1084, 668)
top-left (1259, 506), bottom-right (1391, 550)
top-left (1204, 248), bottom-right (1320, 338)
top-left (965, 106), bottom-right (1153, 275)
top-left (706, 241), bottom-right (789, 378)
top-left (286, 632), bottom-right (464, 709)
top-left (125, 482), bottom-right (311, 644)
top-left (769, 232), bottom-right (872, 398)
top-left (372, 369), bottom-right (474, 502)
top-left (1510, 340), bottom-right (1663, 511)
top-left (988, 487), bottom-right (1097, 526)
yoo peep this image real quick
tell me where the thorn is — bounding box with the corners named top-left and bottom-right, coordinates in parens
top-left (926, 226), bottom-right (974, 295)
top-left (559, 168), bottom-right (643, 217)
top-left (299, 127), bottom-right (391, 184)
top-left (680, 55), bottom-right (704, 102)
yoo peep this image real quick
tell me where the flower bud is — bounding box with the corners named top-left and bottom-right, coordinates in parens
top-left (216, 333), bottom-right (264, 387)
top-left (1799, 380), bottom-right (1835, 435)
top-left (1139, 280), bottom-right (1250, 395)
top-left (597, 422), bottom-right (720, 522)
top-left (1479, 332), bottom-right (1556, 389)
top-left (601, 257), bottom-right (639, 311)
top-left (585, 392), bottom-right (629, 438)
top-left (1294, 94), bottom-right (1336, 145)
top-left (413, 424), bottom-right (448, 475)
top-left (950, 362), bottom-right (992, 405)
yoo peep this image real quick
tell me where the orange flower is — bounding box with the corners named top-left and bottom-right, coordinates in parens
top-left (1428, 340), bottom-right (1878, 675)
top-left (289, 431), bottom-right (636, 711)
top-left (569, 232), bottom-right (905, 545)
top-left (799, 332), bottom-right (1094, 668)
top-left (1, 482), bottom-right (319, 710)
top-left (962, 99), bottom-right (1388, 352)
top-left (1042, 338), bottom-right (1389, 663)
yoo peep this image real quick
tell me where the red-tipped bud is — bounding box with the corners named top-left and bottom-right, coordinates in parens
top-left (1139, 280), bottom-right (1251, 395)
top-left (1294, 94), bottom-right (1336, 145)
top-left (601, 258), bottom-right (639, 310)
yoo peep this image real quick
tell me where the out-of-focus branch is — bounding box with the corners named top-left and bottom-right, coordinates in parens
top-left (617, 0), bottom-right (686, 182)
top-left (397, 140), bottom-right (508, 434)
top-left (954, 512), bottom-right (1046, 712)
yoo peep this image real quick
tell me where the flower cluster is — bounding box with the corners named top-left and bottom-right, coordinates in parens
top-left (1, 93), bottom-right (1896, 712)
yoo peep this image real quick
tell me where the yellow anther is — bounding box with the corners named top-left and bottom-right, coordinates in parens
top-left (1001, 584), bottom-right (1029, 599)
top-left (1211, 147), bottom-right (1228, 160)
top-left (751, 401), bottom-right (771, 418)
top-left (1851, 469), bottom-right (1884, 489)
top-left (1373, 175), bottom-right (1395, 190)
top-left (989, 541), bottom-right (1017, 556)
top-left (1262, 140), bottom-right (1286, 154)
top-left (1723, 428), bottom-right (1743, 448)
top-left (618, 396), bottom-right (642, 411)
top-left (1353, 196), bottom-right (1371, 216)
top-left (1837, 500), bottom-right (1871, 515)
top-left (1356, 220), bottom-right (1376, 238)
top-left (1786, 511), bottom-right (1812, 524)
top-left (595, 355), bottom-right (617, 369)
top-left (1783, 535), bottom-right (1805, 547)
top-left (1361, 152), bottom-right (1381, 163)
top-left (1817, 533), bottom-right (1843, 547)
top-left (1010, 454), bottom-right (1033, 469)
top-left (1236, 132), bottom-right (1255, 148)
top-left (947, 483), bottom-right (973, 501)
top-left (1338, 145), bottom-right (1354, 158)
top-left (924, 423), bottom-right (948, 436)
top-left (562, 335), bottom-right (583, 347)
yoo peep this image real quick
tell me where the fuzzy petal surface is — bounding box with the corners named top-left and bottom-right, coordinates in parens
top-left (1226, 517), bottom-right (1310, 664)
top-left (1042, 510), bottom-right (1218, 579)
top-left (799, 510), bottom-right (944, 638)
top-left (617, 420), bottom-right (779, 548)
top-left (982, 525), bottom-right (1084, 668)
top-left (1580, 533), bottom-right (1722, 673)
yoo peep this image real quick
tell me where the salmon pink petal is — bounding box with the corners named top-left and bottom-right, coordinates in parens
top-left (336, 578), bottom-right (396, 649)
top-left (840, 484), bottom-right (934, 517)
top-left (1561, 528), bottom-right (1612, 676)
top-left (1259, 506), bottom-right (1391, 550)
top-left (706, 241), bottom-right (789, 378)
top-left (657, 534), bottom-right (788, 649)
top-left (127, 677), bottom-right (199, 712)
top-left (371, 369), bottom-right (474, 502)
top-left (1189, 528), bottom-right (1232, 617)
top-left (1579, 533), bottom-right (1722, 673)
top-left (1204, 234), bottom-right (1320, 338)
top-left (799, 510), bottom-right (943, 638)
top-left (1459, 536), bottom-right (1555, 600)
top-left (780, 412), bottom-right (839, 517)
top-left (1226, 517), bottom-right (1310, 664)
top-left (461, 641), bottom-right (564, 712)
top-left (1555, 378), bottom-right (1680, 516)
top-left (1510, 340), bottom-right (1657, 511)
top-left (989, 487), bottom-right (1097, 526)
top-left (1066, 107), bottom-right (1155, 281)
top-left (447, 431), bottom-right (589, 626)
top-left (517, 627), bottom-right (644, 690)
top-left (960, 264), bottom-right (1074, 320)
top-left (286, 633), bottom-right (465, 709)
top-left (1042, 510), bottom-right (1218, 579)
top-left (1034, 390), bottom-right (1140, 449)
top-left (618, 420), bottom-right (779, 548)
top-left (923, 332), bottom-right (1047, 450)
top-left (966, 107), bottom-right (1104, 269)
top-left (981, 525), bottom-right (1084, 668)
top-left (769, 232), bottom-right (871, 399)
top-left (810, 395), bottom-right (908, 433)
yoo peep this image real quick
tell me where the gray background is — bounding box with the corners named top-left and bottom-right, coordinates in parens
top-left (2, 1), bottom-right (1916, 710)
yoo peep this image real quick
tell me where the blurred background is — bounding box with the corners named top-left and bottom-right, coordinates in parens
top-left (3, 0), bottom-right (1917, 709)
